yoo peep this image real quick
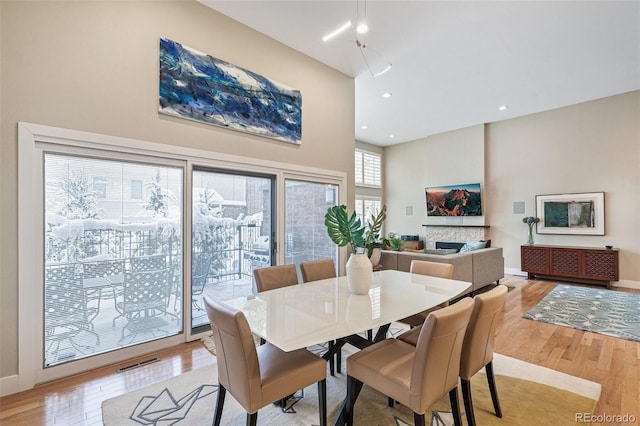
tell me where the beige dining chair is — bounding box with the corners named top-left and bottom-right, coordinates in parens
top-left (344, 297), bottom-right (474, 426)
top-left (299, 258), bottom-right (341, 375)
top-left (204, 295), bottom-right (327, 426)
top-left (459, 284), bottom-right (508, 426)
top-left (397, 260), bottom-right (454, 328)
top-left (253, 264), bottom-right (298, 292)
top-left (300, 259), bottom-right (336, 283)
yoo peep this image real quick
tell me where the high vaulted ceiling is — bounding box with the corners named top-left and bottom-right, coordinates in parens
top-left (201, 1), bottom-right (640, 146)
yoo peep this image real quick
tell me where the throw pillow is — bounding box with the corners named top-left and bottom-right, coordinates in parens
top-left (424, 248), bottom-right (459, 255)
top-left (459, 240), bottom-right (487, 253)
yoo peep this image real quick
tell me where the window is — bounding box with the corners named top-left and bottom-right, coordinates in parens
top-left (191, 169), bottom-right (274, 330)
top-left (355, 149), bottom-right (381, 187)
top-left (92, 176), bottom-right (107, 199)
top-left (355, 197), bottom-right (382, 226)
top-left (284, 180), bottom-right (339, 280)
top-left (130, 179), bottom-right (143, 200)
top-left (43, 154), bottom-right (183, 367)
top-left (19, 122), bottom-right (346, 388)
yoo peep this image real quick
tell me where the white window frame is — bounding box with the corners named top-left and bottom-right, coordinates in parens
top-left (18, 122), bottom-right (346, 391)
top-left (355, 196), bottom-right (383, 226)
top-left (355, 148), bottom-right (382, 188)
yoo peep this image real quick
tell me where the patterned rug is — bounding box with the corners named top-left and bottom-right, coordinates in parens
top-left (102, 352), bottom-right (600, 425)
top-left (523, 284), bottom-right (640, 342)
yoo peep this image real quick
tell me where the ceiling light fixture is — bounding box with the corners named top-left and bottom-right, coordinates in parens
top-left (498, 105), bottom-right (508, 111)
top-left (322, 21), bottom-right (352, 42)
top-left (382, 92), bottom-right (392, 98)
top-left (322, 0), bottom-right (392, 78)
top-left (389, 134), bottom-right (395, 138)
top-left (361, 125), bottom-right (368, 129)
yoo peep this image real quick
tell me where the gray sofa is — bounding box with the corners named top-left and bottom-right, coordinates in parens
top-left (379, 247), bottom-right (504, 294)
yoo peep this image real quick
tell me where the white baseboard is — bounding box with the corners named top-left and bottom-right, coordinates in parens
top-left (505, 268), bottom-right (527, 277)
top-left (0, 374), bottom-right (21, 397)
top-left (503, 269), bottom-right (640, 290)
top-left (612, 280), bottom-right (640, 290)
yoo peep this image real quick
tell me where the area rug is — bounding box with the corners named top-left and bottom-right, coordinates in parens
top-left (523, 284), bottom-right (640, 342)
top-left (102, 353), bottom-right (600, 425)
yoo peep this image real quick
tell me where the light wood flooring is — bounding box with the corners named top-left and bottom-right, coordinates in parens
top-left (1, 275), bottom-right (639, 425)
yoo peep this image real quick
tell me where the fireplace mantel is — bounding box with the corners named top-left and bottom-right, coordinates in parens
top-left (421, 224), bottom-right (490, 249)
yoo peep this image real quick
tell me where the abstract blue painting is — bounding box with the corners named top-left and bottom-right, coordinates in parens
top-left (159, 38), bottom-right (302, 144)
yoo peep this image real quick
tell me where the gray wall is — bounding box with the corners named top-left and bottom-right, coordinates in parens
top-left (0, 1), bottom-right (354, 380)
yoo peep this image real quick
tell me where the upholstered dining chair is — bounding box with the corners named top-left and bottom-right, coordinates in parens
top-left (253, 264), bottom-right (299, 346)
top-left (253, 264), bottom-right (298, 293)
top-left (344, 297), bottom-right (474, 426)
top-left (300, 259), bottom-right (336, 283)
top-left (397, 260), bottom-right (455, 328)
top-left (299, 259), bottom-right (341, 375)
top-left (204, 296), bottom-right (327, 426)
top-left (459, 284), bottom-right (508, 426)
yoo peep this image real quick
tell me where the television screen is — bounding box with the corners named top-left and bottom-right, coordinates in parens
top-left (425, 183), bottom-right (482, 216)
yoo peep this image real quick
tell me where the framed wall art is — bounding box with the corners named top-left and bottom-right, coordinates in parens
top-left (536, 192), bottom-right (605, 235)
top-left (159, 38), bottom-right (302, 144)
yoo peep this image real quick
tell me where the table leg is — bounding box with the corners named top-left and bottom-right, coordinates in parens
top-left (331, 378), bottom-right (363, 426)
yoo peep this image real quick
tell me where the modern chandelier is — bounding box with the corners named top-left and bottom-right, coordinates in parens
top-left (321, 1), bottom-right (393, 77)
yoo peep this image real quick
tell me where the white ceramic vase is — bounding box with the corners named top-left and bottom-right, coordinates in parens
top-left (369, 247), bottom-right (382, 267)
top-left (346, 252), bottom-right (373, 295)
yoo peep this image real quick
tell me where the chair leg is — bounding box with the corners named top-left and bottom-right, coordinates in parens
top-left (485, 361), bottom-right (503, 418)
top-left (346, 375), bottom-right (363, 426)
top-left (388, 396), bottom-right (394, 407)
top-left (336, 344), bottom-right (342, 374)
top-left (328, 341), bottom-right (335, 376)
top-left (449, 386), bottom-right (463, 426)
top-left (461, 379), bottom-right (475, 426)
top-left (413, 412), bottom-right (426, 426)
top-left (246, 412), bottom-right (257, 426)
top-left (213, 384), bottom-right (226, 426)
top-left (318, 379), bottom-right (327, 426)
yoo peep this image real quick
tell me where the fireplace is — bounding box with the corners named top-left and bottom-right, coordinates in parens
top-left (422, 225), bottom-right (490, 249)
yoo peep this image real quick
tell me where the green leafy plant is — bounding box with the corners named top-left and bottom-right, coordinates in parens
top-left (364, 205), bottom-right (388, 257)
top-left (324, 205), bottom-right (387, 256)
top-left (387, 237), bottom-right (404, 251)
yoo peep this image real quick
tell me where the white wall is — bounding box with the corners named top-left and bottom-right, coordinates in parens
top-left (384, 91), bottom-right (640, 287)
top-left (0, 1), bottom-right (354, 380)
top-left (384, 125), bottom-right (484, 235)
top-left (486, 91), bottom-right (639, 283)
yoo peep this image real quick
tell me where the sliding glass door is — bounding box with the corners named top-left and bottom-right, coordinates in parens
top-left (20, 122), bottom-right (346, 388)
top-left (43, 153), bottom-right (183, 367)
top-left (284, 179), bottom-right (339, 278)
top-left (191, 169), bottom-right (274, 331)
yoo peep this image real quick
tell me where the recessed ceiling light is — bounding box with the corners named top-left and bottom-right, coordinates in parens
top-left (498, 105), bottom-right (508, 111)
top-left (322, 21), bottom-right (352, 42)
top-left (361, 125), bottom-right (368, 129)
top-left (389, 134), bottom-right (395, 138)
top-left (382, 92), bottom-right (392, 98)
top-left (356, 23), bottom-right (369, 34)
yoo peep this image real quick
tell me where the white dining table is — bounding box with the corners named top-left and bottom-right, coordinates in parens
top-left (224, 269), bottom-right (471, 353)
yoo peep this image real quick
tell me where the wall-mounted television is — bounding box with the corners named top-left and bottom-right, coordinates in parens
top-left (425, 183), bottom-right (482, 216)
